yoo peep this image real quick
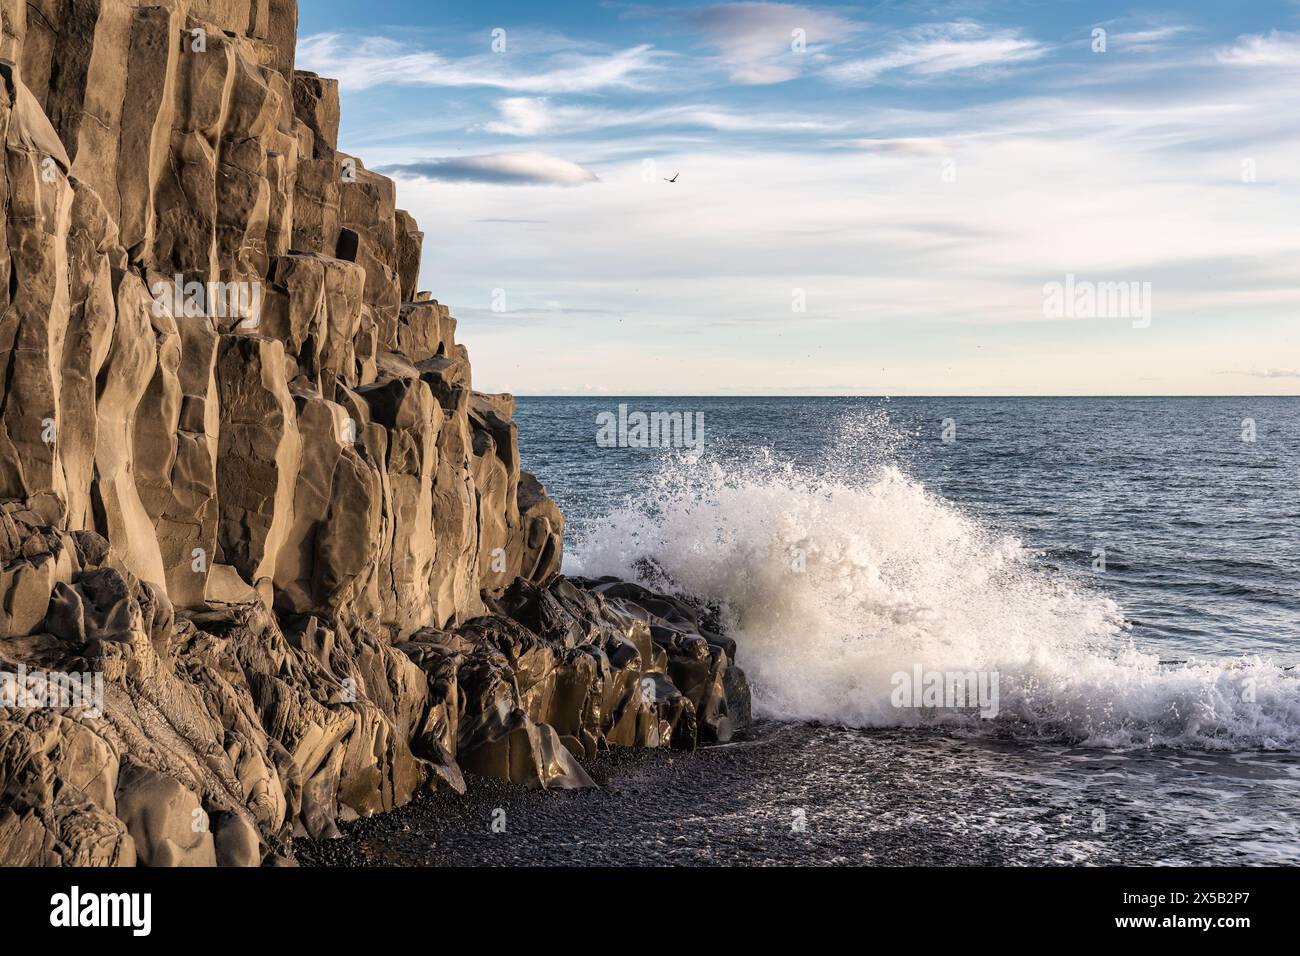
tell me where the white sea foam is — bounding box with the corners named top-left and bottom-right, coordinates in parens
top-left (567, 414), bottom-right (1300, 750)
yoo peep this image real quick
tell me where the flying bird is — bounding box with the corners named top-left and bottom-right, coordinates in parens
top-left (664, 172), bottom-right (679, 183)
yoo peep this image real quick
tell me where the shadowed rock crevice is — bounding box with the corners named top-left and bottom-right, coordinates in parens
top-left (0, 0), bottom-right (749, 866)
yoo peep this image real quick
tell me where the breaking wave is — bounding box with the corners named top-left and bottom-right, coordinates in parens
top-left (567, 413), bottom-right (1300, 750)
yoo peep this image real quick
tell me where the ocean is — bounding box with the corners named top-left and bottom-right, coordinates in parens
top-left (505, 396), bottom-right (1300, 864)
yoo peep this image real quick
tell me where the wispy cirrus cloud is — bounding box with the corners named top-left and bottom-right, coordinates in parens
top-left (1084, 18), bottom-right (1196, 55)
top-left (378, 152), bottom-right (599, 187)
top-left (1230, 367), bottom-right (1300, 379)
top-left (652, 2), bottom-right (864, 85)
top-left (842, 137), bottom-right (952, 156)
top-left (1109, 25), bottom-right (1195, 53)
top-left (482, 96), bottom-right (847, 136)
top-left (1217, 30), bottom-right (1300, 66)
top-left (306, 2), bottom-right (1300, 395)
top-left (297, 33), bottom-right (667, 93)
top-left (825, 20), bottom-right (1048, 84)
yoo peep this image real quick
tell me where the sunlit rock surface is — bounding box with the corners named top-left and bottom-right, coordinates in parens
top-left (0, 0), bottom-right (748, 865)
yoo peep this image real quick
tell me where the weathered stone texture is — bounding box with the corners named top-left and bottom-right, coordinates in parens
top-left (0, 0), bottom-right (749, 866)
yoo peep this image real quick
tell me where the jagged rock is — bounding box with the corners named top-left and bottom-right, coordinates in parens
top-left (395, 210), bottom-right (424, 302)
top-left (291, 72), bottom-right (338, 156)
top-left (572, 577), bottom-right (749, 744)
top-left (0, 0), bottom-right (749, 868)
top-left (215, 334), bottom-right (301, 604)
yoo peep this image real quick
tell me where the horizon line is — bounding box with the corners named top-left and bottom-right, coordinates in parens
top-left (507, 393), bottom-right (1300, 399)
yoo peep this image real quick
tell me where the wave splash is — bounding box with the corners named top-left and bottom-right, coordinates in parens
top-left (567, 413), bottom-right (1300, 750)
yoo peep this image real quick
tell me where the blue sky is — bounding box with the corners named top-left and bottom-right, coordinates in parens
top-left (299, 1), bottom-right (1300, 395)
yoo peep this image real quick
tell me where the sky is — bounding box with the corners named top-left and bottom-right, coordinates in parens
top-left (298, 1), bottom-right (1300, 396)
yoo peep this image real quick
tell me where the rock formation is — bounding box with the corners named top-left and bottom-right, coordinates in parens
top-left (0, 0), bottom-right (748, 865)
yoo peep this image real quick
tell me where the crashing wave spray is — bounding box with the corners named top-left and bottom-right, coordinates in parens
top-left (568, 412), bottom-right (1300, 750)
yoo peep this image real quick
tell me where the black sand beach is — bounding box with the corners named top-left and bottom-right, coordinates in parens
top-left (295, 722), bottom-right (1299, 866)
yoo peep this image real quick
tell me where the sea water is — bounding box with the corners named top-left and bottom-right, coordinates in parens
top-left (513, 396), bottom-right (1300, 863)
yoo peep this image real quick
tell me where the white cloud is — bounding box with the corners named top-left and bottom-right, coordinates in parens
top-left (297, 33), bottom-right (667, 93)
top-left (1235, 368), bottom-right (1300, 379)
top-left (485, 98), bottom-right (556, 136)
top-left (379, 152), bottom-right (599, 186)
top-left (387, 72), bottom-right (1300, 394)
top-left (329, 10), bottom-right (1300, 395)
top-left (483, 96), bottom-right (846, 136)
top-left (1111, 25), bottom-right (1193, 53)
top-left (1217, 30), bottom-right (1300, 67)
top-left (843, 137), bottom-right (951, 156)
top-left (671, 2), bottom-right (864, 85)
top-left (826, 21), bottom-right (1048, 84)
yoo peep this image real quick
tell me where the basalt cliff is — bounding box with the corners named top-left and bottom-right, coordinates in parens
top-left (0, 0), bottom-right (748, 866)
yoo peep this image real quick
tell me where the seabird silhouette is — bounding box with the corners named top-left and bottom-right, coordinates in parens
top-left (664, 172), bottom-right (679, 183)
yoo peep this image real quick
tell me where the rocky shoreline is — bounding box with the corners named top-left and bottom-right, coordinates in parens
top-left (292, 721), bottom-right (1300, 868)
top-left (0, 0), bottom-right (748, 867)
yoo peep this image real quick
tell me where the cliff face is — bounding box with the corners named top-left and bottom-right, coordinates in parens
top-left (0, 1), bottom-right (748, 865)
